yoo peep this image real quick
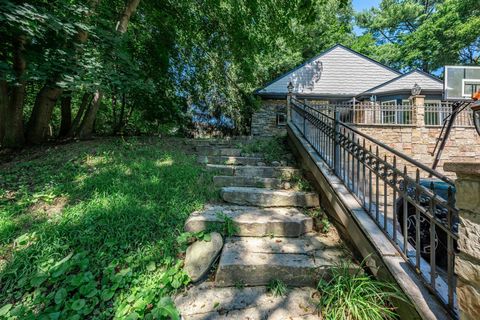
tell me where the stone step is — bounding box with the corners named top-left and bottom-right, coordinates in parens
top-left (196, 146), bottom-right (243, 156)
top-left (197, 155), bottom-right (264, 166)
top-left (206, 164), bottom-right (300, 179)
top-left (215, 236), bottom-right (348, 287)
top-left (187, 137), bottom-right (253, 147)
top-left (221, 187), bottom-right (319, 207)
top-left (213, 176), bottom-right (284, 189)
top-left (174, 282), bottom-right (318, 320)
top-left (184, 205), bottom-right (313, 237)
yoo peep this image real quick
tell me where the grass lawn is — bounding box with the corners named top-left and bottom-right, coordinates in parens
top-left (0, 137), bottom-right (218, 319)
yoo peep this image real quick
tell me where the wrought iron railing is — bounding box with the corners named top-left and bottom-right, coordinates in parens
top-left (305, 101), bottom-right (474, 128)
top-left (290, 97), bottom-right (458, 315)
top-left (307, 102), bottom-right (414, 125)
top-left (424, 103), bottom-right (474, 127)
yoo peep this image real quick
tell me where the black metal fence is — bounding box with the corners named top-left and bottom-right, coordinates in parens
top-left (290, 97), bottom-right (458, 315)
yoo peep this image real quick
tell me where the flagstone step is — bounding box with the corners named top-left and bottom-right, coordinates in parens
top-left (196, 147), bottom-right (244, 156)
top-left (197, 155), bottom-right (264, 166)
top-left (187, 137), bottom-right (254, 147)
top-left (206, 164), bottom-right (300, 178)
top-left (221, 187), bottom-right (319, 207)
top-left (215, 236), bottom-right (348, 287)
top-left (174, 282), bottom-right (318, 320)
top-left (184, 205), bottom-right (313, 237)
top-left (213, 176), bottom-right (284, 188)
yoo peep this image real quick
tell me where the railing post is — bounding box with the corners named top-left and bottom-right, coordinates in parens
top-left (334, 105), bottom-right (340, 174)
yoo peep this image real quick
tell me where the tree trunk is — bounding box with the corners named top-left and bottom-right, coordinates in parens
top-left (77, 0), bottom-right (141, 139)
top-left (69, 92), bottom-right (92, 137)
top-left (26, 84), bottom-right (63, 144)
top-left (116, 0), bottom-right (141, 33)
top-left (27, 0), bottom-right (100, 143)
top-left (59, 92), bottom-right (72, 137)
top-left (2, 35), bottom-right (27, 148)
top-left (0, 80), bottom-right (7, 143)
top-left (77, 90), bottom-right (103, 139)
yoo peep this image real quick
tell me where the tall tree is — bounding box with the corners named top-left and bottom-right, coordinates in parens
top-left (77, 0), bottom-right (141, 139)
top-left (25, 1), bottom-right (100, 144)
top-left (2, 35), bottom-right (27, 148)
top-left (357, 0), bottom-right (480, 71)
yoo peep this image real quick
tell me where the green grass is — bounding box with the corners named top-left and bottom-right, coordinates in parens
top-left (0, 137), bottom-right (218, 319)
top-left (239, 135), bottom-right (288, 163)
top-left (267, 279), bottom-right (288, 297)
top-left (316, 260), bottom-right (407, 320)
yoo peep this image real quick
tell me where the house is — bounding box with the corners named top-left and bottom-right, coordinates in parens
top-left (252, 44), bottom-right (444, 136)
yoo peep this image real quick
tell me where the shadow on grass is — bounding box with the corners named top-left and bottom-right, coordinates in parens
top-left (0, 137), bottom-right (218, 318)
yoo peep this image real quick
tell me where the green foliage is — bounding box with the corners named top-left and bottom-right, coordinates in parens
top-left (306, 208), bottom-right (331, 233)
top-left (356, 0), bottom-right (480, 71)
top-left (0, 137), bottom-right (217, 319)
top-left (289, 174), bottom-right (312, 191)
top-left (316, 260), bottom-right (408, 320)
top-left (267, 279), bottom-right (288, 297)
top-left (214, 212), bottom-right (238, 237)
top-left (176, 230), bottom-right (213, 252)
top-left (240, 136), bottom-right (289, 163)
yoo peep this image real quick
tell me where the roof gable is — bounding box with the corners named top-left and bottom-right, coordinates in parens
top-left (257, 44), bottom-right (401, 97)
top-left (361, 70), bottom-right (443, 96)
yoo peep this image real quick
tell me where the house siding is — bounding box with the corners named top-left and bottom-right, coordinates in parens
top-left (259, 46), bottom-right (399, 96)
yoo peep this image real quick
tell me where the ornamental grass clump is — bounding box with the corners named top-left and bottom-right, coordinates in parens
top-left (316, 260), bottom-right (408, 320)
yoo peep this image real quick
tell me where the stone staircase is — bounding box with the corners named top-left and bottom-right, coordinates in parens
top-left (175, 138), bottom-right (350, 319)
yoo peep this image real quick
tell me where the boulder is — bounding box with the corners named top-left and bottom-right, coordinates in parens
top-left (184, 232), bottom-right (223, 282)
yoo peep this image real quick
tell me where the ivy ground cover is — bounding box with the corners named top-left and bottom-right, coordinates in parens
top-left (0, 137), bottom-right (217, 319)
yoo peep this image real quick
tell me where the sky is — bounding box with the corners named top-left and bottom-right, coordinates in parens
top-left (352, 0), bottom-right (381, 12)
top-left (352, 0), bottom-right (381, 35)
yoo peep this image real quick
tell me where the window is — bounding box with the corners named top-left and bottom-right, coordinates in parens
top-left (463, 79), bottom-right (480, 98)
top-left (276, 113), bottom-right (286, 126)
top-left (381, 100), bottom-right (396, 124)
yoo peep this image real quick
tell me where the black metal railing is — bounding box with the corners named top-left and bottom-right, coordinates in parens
top-left (290, 97), bottom-right (458, 315)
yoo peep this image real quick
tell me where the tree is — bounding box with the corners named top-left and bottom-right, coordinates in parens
top-left (356, 0), bottom-right (480, 72)
top-left (77, 0), bottom-right (141, 139)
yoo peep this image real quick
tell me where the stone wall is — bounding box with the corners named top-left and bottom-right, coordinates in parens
top-left (251, 99), bottom-right (286, 136)
top-left (444, 163), bottom-right (480, 320)
top-left (253, 97), bottom-right (480, 174)
top-left (356, 125), bottom-right (480, 176)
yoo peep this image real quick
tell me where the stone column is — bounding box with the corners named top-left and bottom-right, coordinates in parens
top-left (445, 162), bottom-right (480, 320)
top-left (286, 82), bottom-right (295, 123)
top-left (410, 94), bottom-right (425, 127)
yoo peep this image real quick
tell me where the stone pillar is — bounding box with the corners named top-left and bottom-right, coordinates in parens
top-left (410, 94), bottom-right (425, 127)
top-left (444, 162), bottom-right (480, 320)
top-left (286, 82), bottom-right (295, 123)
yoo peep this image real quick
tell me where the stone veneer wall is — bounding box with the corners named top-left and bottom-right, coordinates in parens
top-left (444, 163), bottom-right (480, 320)
top-left (356, 126), bottom-right (480, 176)
top-left (251, 99), bottom-right (286, 136)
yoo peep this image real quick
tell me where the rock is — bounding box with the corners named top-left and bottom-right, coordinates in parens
top-left (213, 176), bottom-right (283, 189)
top-left (174, 282), bottom-right (319, 320)
top-left (257, 161), bottom-right (266, 166)
top-left (184, 205), bottom-right (313, 237)
top-left (215, 236), bottom-right (349, 287)
top-left (280, 160), bottom-right (287, 166)
top-left (184, 232), bottom-right (223, 282)
top-left (221, 187), bottom-right (320, 207)
top-left (283, 182), bottom-right (291, 190)
top-left (271, 161), bottom-right (281, 167)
